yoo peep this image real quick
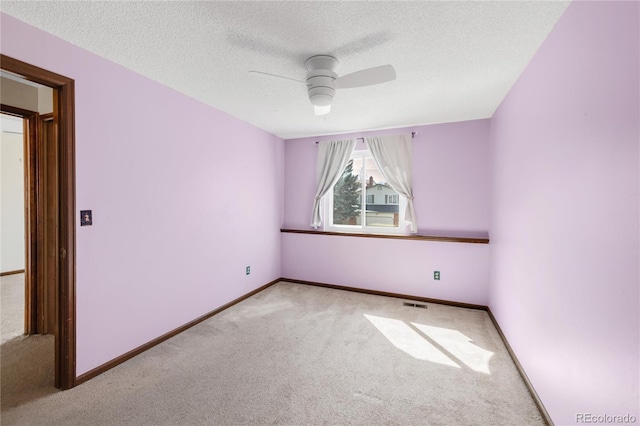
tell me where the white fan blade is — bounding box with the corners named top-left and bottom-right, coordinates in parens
top-left (335, 65), bottom-right (396, 89)
top-left (248, 70), bottom-right (305, 84)
top-left (314, 104), bottom-right (331, 116)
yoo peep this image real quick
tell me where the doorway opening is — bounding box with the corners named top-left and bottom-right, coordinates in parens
top-left (1, 54), bottom-right (76, 390)
top-left (1, 113), bottom-right (27, 342)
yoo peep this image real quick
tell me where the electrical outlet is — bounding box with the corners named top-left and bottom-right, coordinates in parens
top-left (434, 271), bottom-right (440, 280)
top-left (246, 266), bottom-right (250, 275)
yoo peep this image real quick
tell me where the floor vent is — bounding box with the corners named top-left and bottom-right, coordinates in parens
top-left (403, 302), bottom-right (427, 309)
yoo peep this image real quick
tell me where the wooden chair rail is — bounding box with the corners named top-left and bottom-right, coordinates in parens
top-left (280, 228), bottom-right (489, 244)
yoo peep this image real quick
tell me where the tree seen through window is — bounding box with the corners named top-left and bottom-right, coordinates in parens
top-left (332, 159), bottom-right (361, 225)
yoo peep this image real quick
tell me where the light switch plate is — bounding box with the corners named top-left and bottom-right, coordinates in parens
top-left (80, 210), bottom-right (92, 226)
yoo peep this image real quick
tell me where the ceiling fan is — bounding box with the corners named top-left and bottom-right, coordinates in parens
top-left (249, 55), bottom-right (396, 116)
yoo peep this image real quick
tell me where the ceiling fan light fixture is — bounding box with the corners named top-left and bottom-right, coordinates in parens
top-left (306, 56), bottom-right (338, 114)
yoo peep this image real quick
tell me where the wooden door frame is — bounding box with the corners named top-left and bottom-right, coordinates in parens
top-left (1, 54), bottom-right (76, 390)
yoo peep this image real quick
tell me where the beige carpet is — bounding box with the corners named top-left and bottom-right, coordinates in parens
top-left (1, 281), bottom-right (543, 425)
top-left (1, 273), bottom-right (25, 343)
top-left (1, 334), bottom-right (56, 409)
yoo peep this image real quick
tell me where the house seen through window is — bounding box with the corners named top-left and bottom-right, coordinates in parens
top-left (326, 149), bottom-right (405, 233)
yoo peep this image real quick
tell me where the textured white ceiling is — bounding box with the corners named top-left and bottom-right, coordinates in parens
top-left (1, 1), bottom-right (570, 139)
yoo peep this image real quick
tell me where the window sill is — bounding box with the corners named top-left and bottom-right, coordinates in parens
top-left (280, 228), bottom-right (489, 244)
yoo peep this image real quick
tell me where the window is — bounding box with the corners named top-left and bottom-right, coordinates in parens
top-left (325, 149), bottom-right (406, 234)
top-left (385, 194), bottom-right (399, 204)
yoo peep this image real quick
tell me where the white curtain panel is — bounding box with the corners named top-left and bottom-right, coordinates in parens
top-left (366, 134), bottom-right (417, 233)
top-left (311, 139), bottom-right (357, 228)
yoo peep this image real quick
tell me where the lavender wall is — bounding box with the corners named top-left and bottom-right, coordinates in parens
top-left (1, 13), bottom-right (284, 376)
top-left (283, 121), bottom-right (491, 305)
top-left (489, 2), bottom-right (639, 424)
top-left (282, 233), bottom-right (490, 305)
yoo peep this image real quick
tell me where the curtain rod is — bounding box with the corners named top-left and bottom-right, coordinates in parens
top-left (314, 131), bottom-right (416, 145)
